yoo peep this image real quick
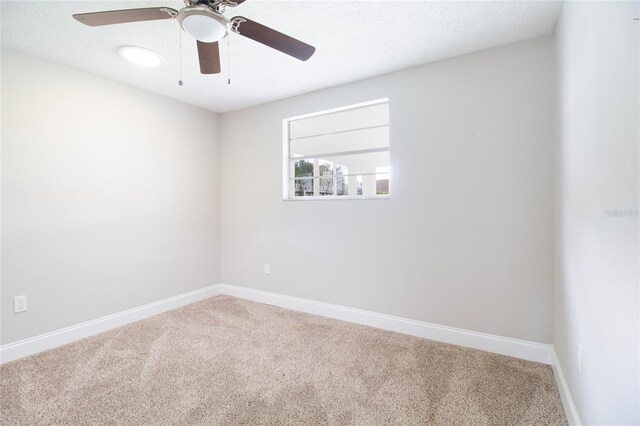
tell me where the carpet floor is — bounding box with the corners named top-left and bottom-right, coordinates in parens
top-left (0, 295), bottom-right (567, 425)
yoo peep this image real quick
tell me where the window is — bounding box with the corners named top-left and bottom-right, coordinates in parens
top-left (283, 99), bottom-right (390, 200)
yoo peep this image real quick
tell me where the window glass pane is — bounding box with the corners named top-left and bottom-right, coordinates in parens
top-left (317, 151), bottom-right (389, 176)
top-left (289, 102), bottom-right (389, 139)
top-left (319, 177), bottom-right (334, 196)
top-left (290, 154), bottom-right (389, 197)
top-left (336, 175), bottom-right (349, 196)
top-left (290, 126), bottom-right (388, 157)
top-left (319, 159), bottom-right (334, 176)
top-left (293, 159), bottom-right (314, 178)
top-left (357, 174), bottom-right (379, 197)
top-left (376, 166), bottom-right (390, 195)
top-left (294, 179), bottom-right (314, 197)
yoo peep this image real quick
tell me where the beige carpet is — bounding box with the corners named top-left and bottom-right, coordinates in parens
top-left (0, 296), bottom-right (567, 425)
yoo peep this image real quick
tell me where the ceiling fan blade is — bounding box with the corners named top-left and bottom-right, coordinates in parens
top-left (231, 17), bottom-right (315, 61)
top-left (73, 8), bottom-right (177, 27)
top-left (197, 41), bottom-right (221, 74)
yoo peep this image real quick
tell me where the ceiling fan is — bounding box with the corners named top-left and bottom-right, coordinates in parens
top-left (72, 0), bottom-right (316, 75)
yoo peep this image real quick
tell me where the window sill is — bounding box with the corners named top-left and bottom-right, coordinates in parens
top-left (283, 195), bottom-right (390, 201)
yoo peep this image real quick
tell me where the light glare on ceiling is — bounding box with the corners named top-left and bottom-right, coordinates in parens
top-left (118, 45), bottom-right (163, 67)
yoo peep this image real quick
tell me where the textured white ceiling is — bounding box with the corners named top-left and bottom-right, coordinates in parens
top-left (1, 0), bottom-right (561, 113)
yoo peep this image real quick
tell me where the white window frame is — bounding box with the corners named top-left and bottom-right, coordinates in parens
top-left (282, 98), bottom-right (390, 201)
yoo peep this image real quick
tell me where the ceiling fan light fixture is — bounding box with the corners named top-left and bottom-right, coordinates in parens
top-left (178, 6), bottom-right (228, 43)
top-left (73, 5), bottom-right (316, 76)
top-left (118, 45), bottom-right (164, 67)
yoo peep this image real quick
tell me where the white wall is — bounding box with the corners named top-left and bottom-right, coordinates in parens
top-left (1, 49), bottom-right (221, 344)
top-left (554, 2), bottom-right (639, 424)
top-left (220, 36), bottom-right (556, 343)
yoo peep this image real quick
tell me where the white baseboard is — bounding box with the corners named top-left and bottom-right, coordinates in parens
top-left (0, 283), bottom-right (554, 366)
top-left (218, 284), bottom-right (583, 421)
top-left (1, 282), bottom-right (579, 425)
top-left (218, 283), bottom-right (553, 365)
top-left (551, 349), bottom-right (583, 425)
top-left (0, 284), bottom-right (221, 365)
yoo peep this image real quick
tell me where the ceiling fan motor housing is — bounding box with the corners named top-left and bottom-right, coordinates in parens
top-left (177, 5), bottom-right (229, 43)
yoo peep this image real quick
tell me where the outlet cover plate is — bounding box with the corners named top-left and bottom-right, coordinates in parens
top-left (14, 295), bottom-right (28, 313)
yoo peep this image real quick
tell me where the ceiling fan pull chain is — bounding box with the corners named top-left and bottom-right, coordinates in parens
top-left (178, 26), bottom-right (184, 86)
top-left (227, 34), bottom-right (231, 85)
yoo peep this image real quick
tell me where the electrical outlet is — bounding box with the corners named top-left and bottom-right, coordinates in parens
top-left (264, 263), bottom-right (270, 274)
top-left (577, 343), bottom-right (584, 373)
top-left (14, 295), bottom-right (28, 313)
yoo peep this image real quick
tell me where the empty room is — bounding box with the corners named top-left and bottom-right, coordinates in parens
top-left (0, 0), bottom-right (638, 424)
